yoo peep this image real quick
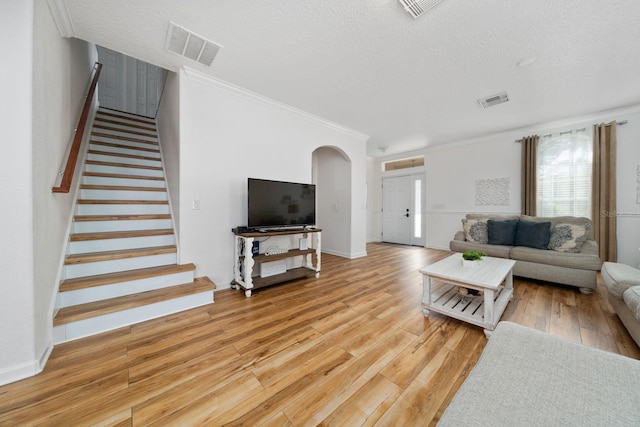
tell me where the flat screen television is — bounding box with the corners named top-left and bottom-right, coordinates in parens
top-left (248, 178), bottom-right (316, 230)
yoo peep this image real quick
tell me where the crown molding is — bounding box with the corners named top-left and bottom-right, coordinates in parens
top-left (181, 67), bottom-right (370, 142)
top-left (46, 0), bottom-right (74, 38)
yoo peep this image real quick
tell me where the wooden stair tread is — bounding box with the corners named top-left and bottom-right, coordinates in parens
top-left (65, 245), bottom-right (177, 265)
top-left (59, 263), bottom-right (196, 292)
top-left (97, 110), bottom-right (155, 125)
top-left (85, 160), bottom-right (163, 171)
top-left (91, 132), bottom-right (158, 145)
top-left (89, 140), bottom-right (160, 154)
top-left (92, 124), bottom-right (157, 138)
top-left (53, 277), bottom-right (216, 325)
top-left (70, 229), bottom-right (174, 241)
top-left (94, 117), bottom-right (157, 132)
top-left (83, 172), bottom-right (165, 181)
top-left (80, 184), bottom-right (166, 192)
top-left (76, 199), bottom-right (168, 205)
top-left (88, 149), bottom-right (160, 162)
top-left (74, 214), bottom-right (172, 221)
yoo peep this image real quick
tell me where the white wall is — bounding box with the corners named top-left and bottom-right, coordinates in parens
top-left (0, 0), bottom-right (96, 385)
top-left (32, 0), bottom-right (97, 367)
top-left (367, 104), bottom-right (640, 268)
top-left (0, 0), bottom-right (36, 385)
top-left (176, 68), bottom-right (367, 288)
top-left (156, 71), bottom-right (181, 237)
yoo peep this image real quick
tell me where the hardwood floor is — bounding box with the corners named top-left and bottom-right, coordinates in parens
top-left (1, 243), bottom-right (638, 426)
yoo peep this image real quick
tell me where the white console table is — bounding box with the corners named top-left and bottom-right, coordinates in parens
top-left (232, 229), bottom-right (321, 297)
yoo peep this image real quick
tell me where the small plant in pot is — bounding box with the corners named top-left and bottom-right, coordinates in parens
top-left (462, 250), bottom-right (486, 267)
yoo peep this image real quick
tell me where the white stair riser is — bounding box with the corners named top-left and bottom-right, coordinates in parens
top-left (73, 219), bottom-right (172, 233)
top-left (59, 271), bottom-right (195, 306)
top-left (76, 204), bottom-right (170, 216)
top-left (53, 291), bottom-right (214, 343)
top-left (97, 110), bottom-right (155, 123)
top-left (64, 253), bottom-right (177, 279)
top-left (91, 135), bottom-right (158, 151)
top-left (94, 125), bottom-right (158, 138)
top-left (84, 164), bottom-right (164, 178)
top-left (89, 144), bottom-right (160, 159)
top-left (87, 153), bottom-right (161, 168)
top-left (93, 123), bottom-right (156, 137)
top-left (79, 189), bottom-right (167, 201)
top-left (83, 175), bottom-right (165, 188)
top-left (68, 235), bottom-right (176, 254)
top-left (92, 129), bottom-right (158, 144)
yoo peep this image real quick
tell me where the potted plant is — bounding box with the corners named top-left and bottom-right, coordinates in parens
top-left (462, 250), bottom-right (486, 267)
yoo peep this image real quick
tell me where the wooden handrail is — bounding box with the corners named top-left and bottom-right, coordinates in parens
top-left (52, 62), bottom-right (103, 193)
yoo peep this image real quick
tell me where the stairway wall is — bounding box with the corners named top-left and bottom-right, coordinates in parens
top-left (0, 1), bottom-right (98, 386)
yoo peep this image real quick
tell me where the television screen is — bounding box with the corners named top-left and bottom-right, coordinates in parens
top-left (248, 178), bottom-right (316, 229)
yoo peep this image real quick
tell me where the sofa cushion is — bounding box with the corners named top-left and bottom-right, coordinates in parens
top-left (462, 219), bottom-right (488, 244)
top-left (602, 262), bottom-right (640, 298)
top-left (488, 219), bottom-right (519, 245)
top-left (514, 220), bottom-right (551, 249)
top-left (521, 215), bottom-right (594, 240)
top-left (548, 222), bottom-right (590, 252)
top-left (623, 286), bottom-right (640, 322)
top-left (509, 246), bottom-right (602, 271)
top-left (450, 240), bottom-right (512, 259)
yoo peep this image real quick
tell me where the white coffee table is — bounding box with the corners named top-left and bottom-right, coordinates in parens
top-left (419, 253), bottom-right (515, 332)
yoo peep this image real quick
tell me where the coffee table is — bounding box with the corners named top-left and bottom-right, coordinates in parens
top-left (419, 253), bottom-right (515, 332)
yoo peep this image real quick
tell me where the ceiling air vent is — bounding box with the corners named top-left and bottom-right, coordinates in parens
top-left (166, 22), bottom-right (222, 67)
top-left (398, 0), bottom-right (444, 18)
top-left (478, 92), bottom-right (510, 109)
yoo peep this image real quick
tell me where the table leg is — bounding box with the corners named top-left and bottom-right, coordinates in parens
top-left (483, 289), bottom-right (495, 326)
top-left (422, 275), bottom-right (433, 317)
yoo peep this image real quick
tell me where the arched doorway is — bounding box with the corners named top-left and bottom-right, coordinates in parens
top-left (312, 146), bottom-right (352, 257)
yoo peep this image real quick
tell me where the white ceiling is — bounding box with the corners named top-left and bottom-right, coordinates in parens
top-left (60, 0), bottom-right (640, 157)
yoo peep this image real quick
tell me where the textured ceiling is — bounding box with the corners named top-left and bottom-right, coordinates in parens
top-left (61, 0), bottom-right (640, 157)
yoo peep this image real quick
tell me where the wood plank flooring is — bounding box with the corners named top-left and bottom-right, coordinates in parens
top-left (1, 243), bottom-right (638, 426)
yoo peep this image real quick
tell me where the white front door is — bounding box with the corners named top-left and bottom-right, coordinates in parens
top-left (382, 175), bottom-right (412, 245)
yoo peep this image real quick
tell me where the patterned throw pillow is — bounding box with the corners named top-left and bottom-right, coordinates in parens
top-left (462, 219), bottom-right (488, 244)
top-left (548, 223), bottom-right (590, 252)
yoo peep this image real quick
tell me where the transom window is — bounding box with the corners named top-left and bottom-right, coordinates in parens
top-left (537, 133), bottom-right (592, 218)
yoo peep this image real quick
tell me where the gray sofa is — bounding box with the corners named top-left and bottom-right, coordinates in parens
top-left (450, 214), bottom-right (602, 293)
top-left (601, 262), bottom-right (640, 348)
top-left (438, 321), bottom-right (640, 426)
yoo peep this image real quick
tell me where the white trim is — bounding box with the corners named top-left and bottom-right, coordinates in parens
top-left (0, 359), bottom-right (41, 386)
top-left (48, 99), bottom-right (100, 334)
top-left (181, 67), bottom-right (370, 142)
top-left (45, 0), bottom-right (74, 38)
top-left (321, 249), bottom-right (367, 259)
top-left (37, 337), bottom-right (53, 372)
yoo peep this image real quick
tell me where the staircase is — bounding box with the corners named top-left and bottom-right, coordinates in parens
top-left (53, 108), bottom-right (215, 343)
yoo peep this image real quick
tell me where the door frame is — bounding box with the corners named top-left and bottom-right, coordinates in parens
top-left (381, 172), bottom-right (425, 247)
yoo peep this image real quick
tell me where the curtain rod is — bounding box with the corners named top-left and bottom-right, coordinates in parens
top-left (514, 120), bottom-right (628, 142)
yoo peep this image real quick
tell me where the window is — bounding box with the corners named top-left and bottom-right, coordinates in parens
top-left (383, 156), bottom-right (424, 172)
top-left (537, 133), bottom-right (592, 218)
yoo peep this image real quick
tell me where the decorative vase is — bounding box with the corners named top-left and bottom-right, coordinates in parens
top-left (462, 259), bottom-right (479, 268)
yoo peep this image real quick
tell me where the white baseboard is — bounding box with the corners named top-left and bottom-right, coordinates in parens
top-left (0, 359), bottom-right (41, 387)
top-left (0, 337), bottom-right (52, 386)
top-left (321, 249), bottom-right (367, 259)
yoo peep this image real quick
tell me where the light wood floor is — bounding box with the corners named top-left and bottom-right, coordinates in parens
top-left (1, 243), bottom-right (638, 426)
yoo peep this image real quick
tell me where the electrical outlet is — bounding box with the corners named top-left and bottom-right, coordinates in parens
top-left (192, 200), bottom-right (200, 210)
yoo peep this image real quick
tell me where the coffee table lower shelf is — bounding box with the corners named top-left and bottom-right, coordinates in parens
top-left (422, 283), bottom-right (512, 331)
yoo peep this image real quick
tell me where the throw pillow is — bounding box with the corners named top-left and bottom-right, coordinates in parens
top-left (514, 221), bottom-right (551, 249)
top-left (487, 219), bottom-right (519, 245)
top-left (548, 223), bottom-right (590, 252)
top-left (462, 219), bottom-right (488, 244)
